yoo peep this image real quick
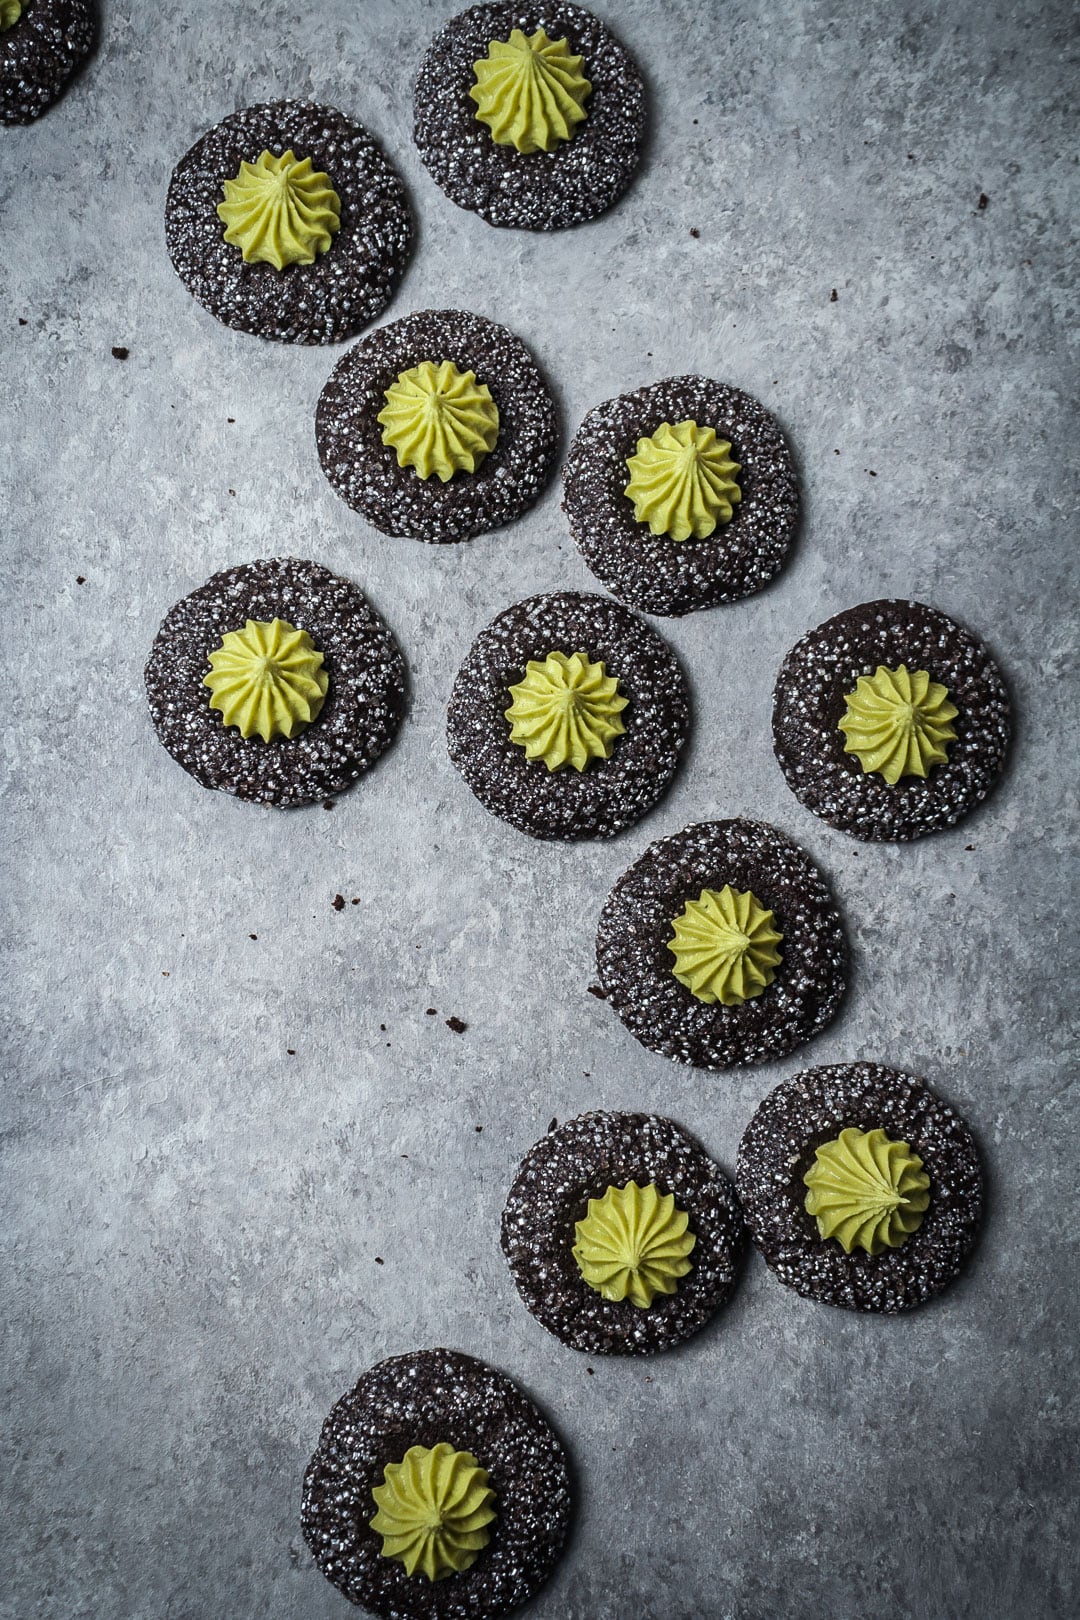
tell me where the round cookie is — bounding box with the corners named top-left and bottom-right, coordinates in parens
top-left (1, 0), bottom-right (95, 125)
top-left (316, 308), bottom-right (557, 542)
top-left (772, 598), bottom-right (1011, 841)
top-left (301, 1348), bottom-right (571, 1618)
top-left (736, 1063), bottom-right (984, 1312)
top-left (413, 3), bottom-right (645, 231)
top-left (502, 1111), bottom-right (745, 1355)
top-left (165, 101), bottom-right (412, 345)
top-left (145, 557), bottom-right (405, 808)
top-left (596, 819), bottom-right (847, 1068)
top-left (563, 376), bottom-right (800, 617)
top-left (446, 590), bottom-right (689, 840)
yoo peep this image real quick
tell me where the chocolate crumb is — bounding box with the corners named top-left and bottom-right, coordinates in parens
top-left (965, 844), bottom-right (975, 851)
top-left (227, 417), bottom-right (235, 423)
top-left (18, 318), bottom-right (27, 326)
top-left (249, 933), bottom-right (257, 940)
top-left (332, 895), bottom-right (345, 911)
top-left (379, 1024), bottom-right (386, 1032)
top-left (830, 288), bottom-right (838, 302)
top-left (869, 469), bottom-right (877, 477)
top-left (977, 192), bottom-right (989, 210)
top-left (75, 575), bottom-right (86, 585)
top-left (475, 1125), bottom-right (483, 1133)
top-left (446, 1016), bottom-right (467, 1034)
top-left (351, 897), bottom-right (360, 905)
top-left (287, 1049), bottom-right (296, 1056)
top-left (374, 1257), bottom-right (384, 1265)
top-left (689, 227), bottom-right (700, 238)
top-left (586, 1366), bottom-right (594, 1374)
top-left (548, 1117), bottom-right (558, 1133)
top-left (111, 345), bottom-right (129, 360)
top-left (425, 1008), bottom-right (437, 1017)
top-left (587, 984), bottom-right (608, 1000)
top-left (322, 799), bottom-right (336, 811)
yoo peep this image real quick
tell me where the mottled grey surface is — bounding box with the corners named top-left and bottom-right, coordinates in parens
top-left (1, 2), bottom-right (1077, 1618)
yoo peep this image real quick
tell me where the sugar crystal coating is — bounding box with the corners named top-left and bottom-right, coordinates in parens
top-left (737, 1063), bottom-right (983, 1312)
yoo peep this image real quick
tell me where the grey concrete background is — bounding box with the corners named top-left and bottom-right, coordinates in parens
top-left (2, 1), bottom-right (1077, 1616)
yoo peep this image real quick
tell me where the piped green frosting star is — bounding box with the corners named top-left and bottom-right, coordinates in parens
top-left (668, 885), bottom-right (782, 1005)
top-left (0, 1), bottom-right (24, 33)
top-left (839, 663), bottom-right (959, 785)
top-left (624, 420), bottom-right (741, 541)
top-left (370, 1443), bottom-right (496, 1582)
top-left (804, 1127), bottom-right (930, 1255)
top-left (378, 361), bottom-right (500, 482)
top-left (203, 618), bottom-right (328, 742)
top-left (505, 650), bottom-right (627, 772)
top-left (573, 1181), bottom-right (695, 1308)
top-left (470, 26), bottom-right (591, 154)
top-left (217, 149), bottom-right (340, 271)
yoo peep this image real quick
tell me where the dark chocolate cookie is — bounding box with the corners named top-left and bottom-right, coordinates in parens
top-left (316, 308), bottom-right (557, 542)
top-left (145, 557), bottom-right (405, 808)
top-left (1, 0), bottom-right (94, 125)
top-left (165, 101), bottom-right (412, 345)
top-left (301, 1348), bottom-right (571, 1618)
top-left (502, 1111), bottom-right (746, 1355)
top-left (563, 376), bottom-right (800, 616)
top-left (446, 590), bottom-right (689, 840)
top-left (596, 819), bottom-right (847, 1068)
top-left (736, 1063), bottom-right (984, 1312)
top-left (772, 598), bottom-right (1011, 841)
top-left (413, 3), bottom-right (645, 230)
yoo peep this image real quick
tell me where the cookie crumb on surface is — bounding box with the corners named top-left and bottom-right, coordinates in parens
top-left (332, 894), bottom-right (345, 911)
top-left (111, 345), bottom-right (129, 359)
top-left (446, 1016), bottom-right (467, 1033)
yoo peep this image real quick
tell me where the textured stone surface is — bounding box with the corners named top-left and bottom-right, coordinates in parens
top-left (1, 2), bottom-right (1077, 1618)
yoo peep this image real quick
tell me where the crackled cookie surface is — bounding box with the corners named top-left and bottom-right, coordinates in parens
top-left (736, 1063), bottom-right (983, 1312)
top-left (772, 599), bottom-right (1010, 840)
top-left (502, 1112), bottom-right (745, 1354)
top-left (145, 557), bottom-right (405, 807)
top-left (596, 819), bottom-right (846, 1067)
top-left (413, 2), bottom-right (645, 229)
top-left (317, 308), bottom-right (557, 542)
top-left (446, 590), bottom-right (689, 839)
top-left (563, 376), bottom-right (799, 616)
top-left (1, 0), bottom-right (95, 124)
top-left (165, 100), bottom-right (412, 344)
top-left (302, 1349), bottom-right (570, 1618)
